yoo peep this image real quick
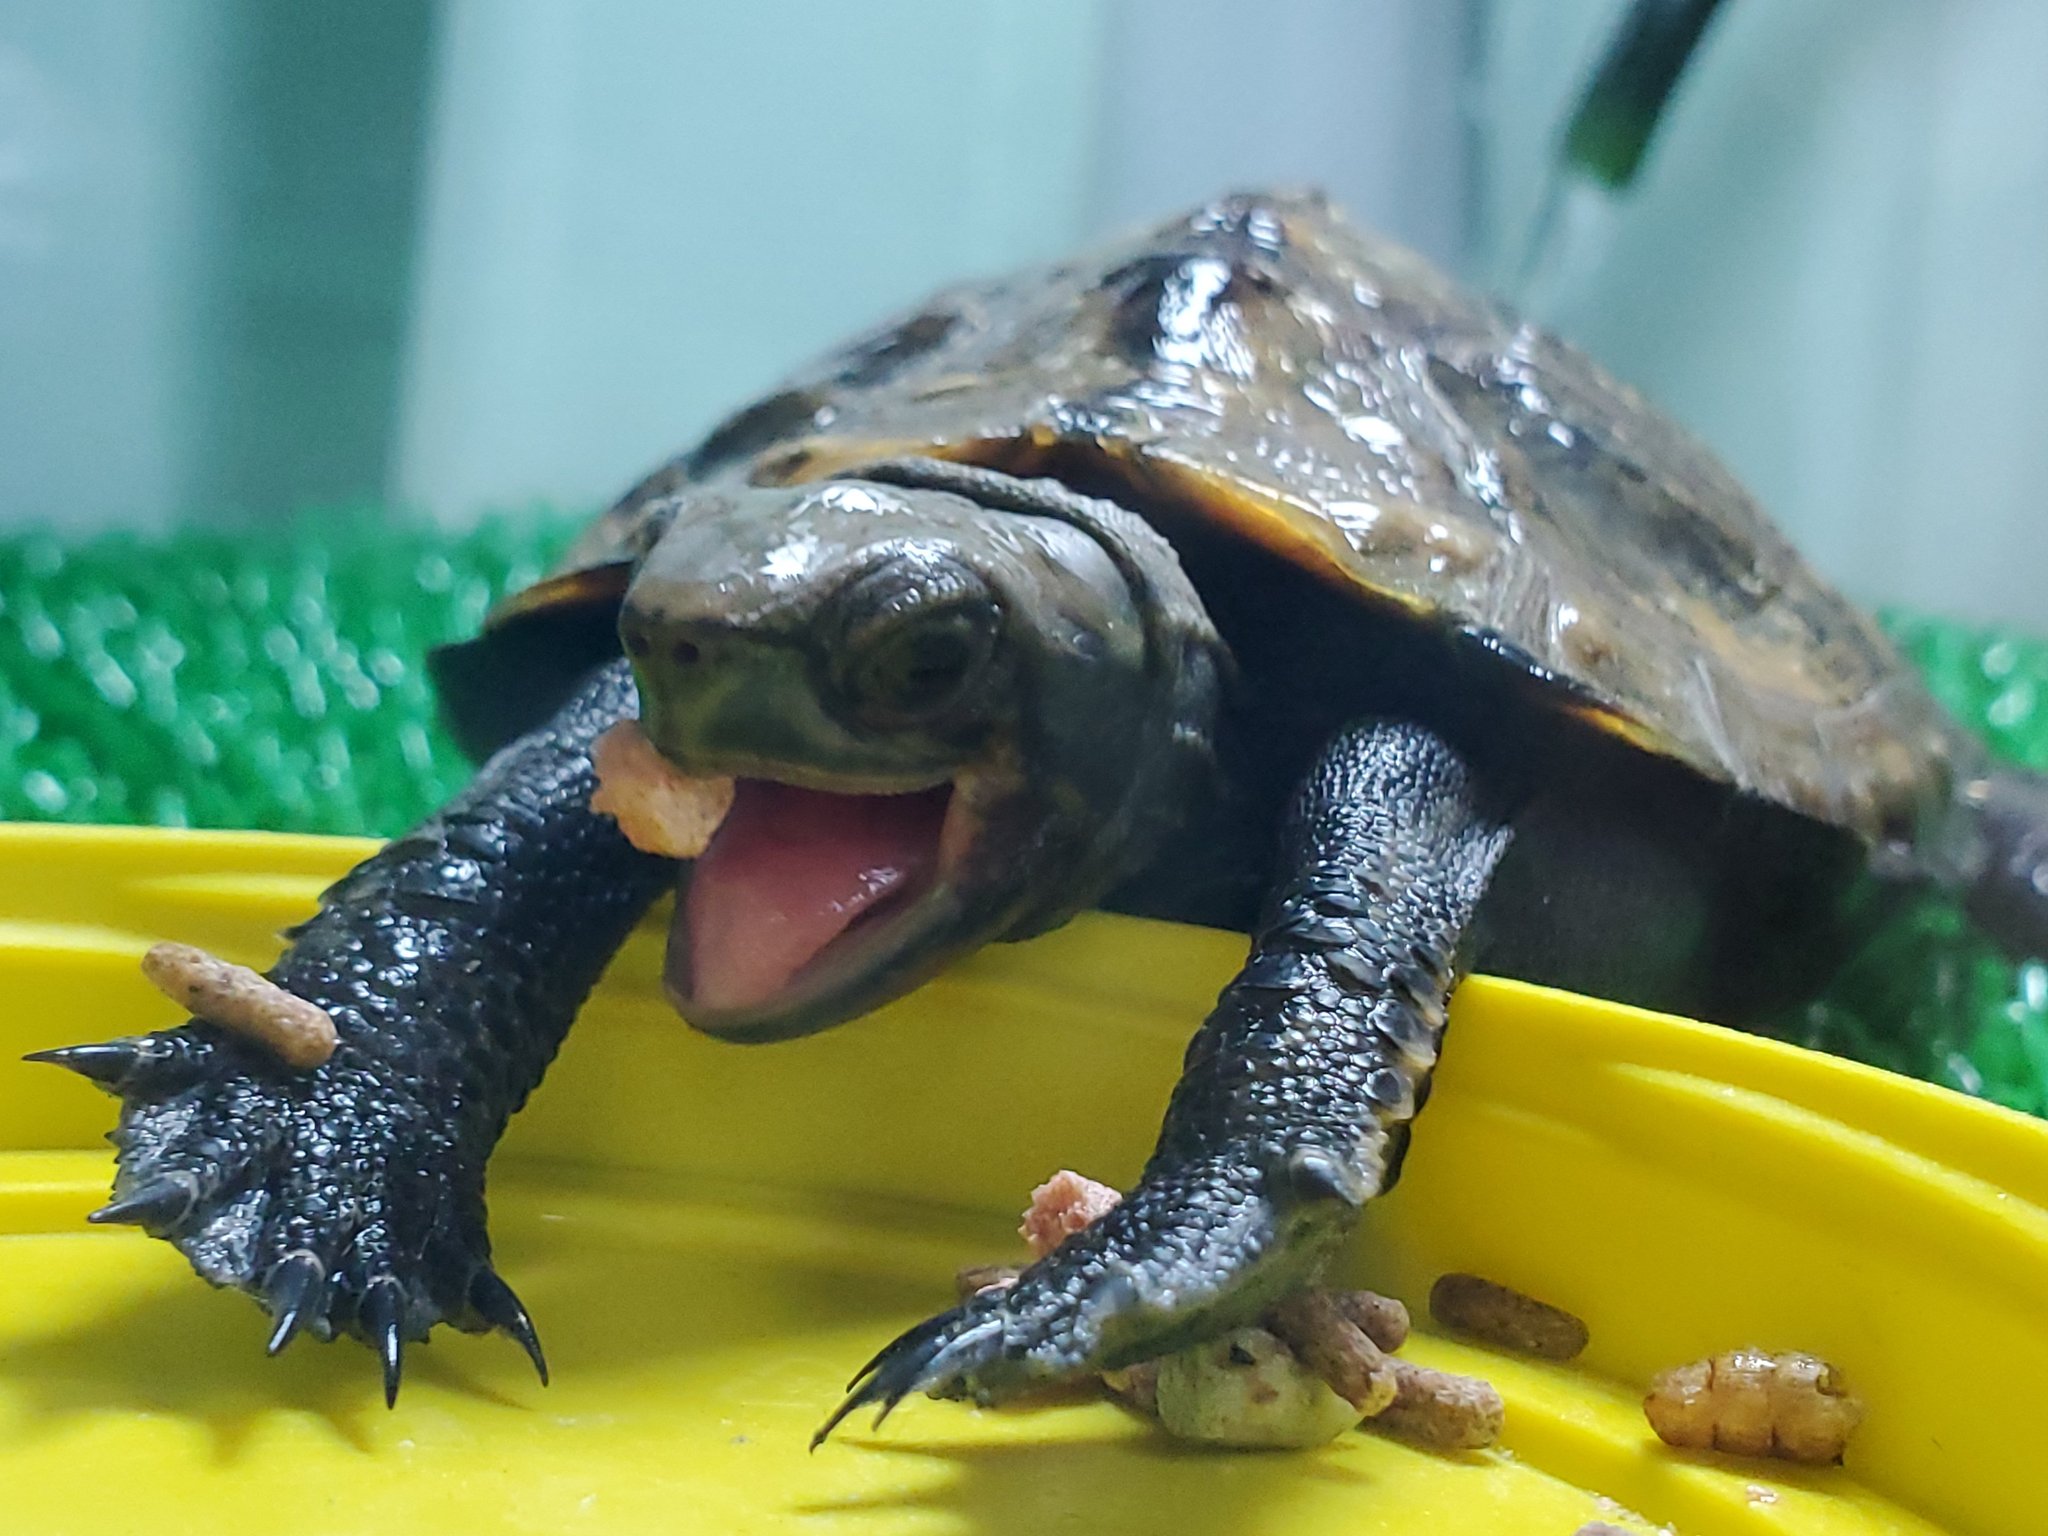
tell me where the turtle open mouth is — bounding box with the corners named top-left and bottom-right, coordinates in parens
top-left (588, 718), bottom-right (993, 1038)
top-left (675, 777), bottom-right (955, 1019)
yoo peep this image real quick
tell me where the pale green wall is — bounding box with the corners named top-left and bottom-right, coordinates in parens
top-left (392, 0), bottom-right (1109, 519)
top-left (7, 0), bottom-right (2046, 628)
top-left (1476, 0), bottom-right (2048, 627)
top-left (0, 0), bottom-right (1470, 534)
top-left (0, 0), bottom-right (436, 526)
top-left (0, 0), bottom-right (233, 529)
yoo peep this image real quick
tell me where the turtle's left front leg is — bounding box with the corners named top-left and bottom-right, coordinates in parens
top-left (819, 720), bottom-right (1510, 1439)
top-left (29, 659), bottom-right (673, 1402)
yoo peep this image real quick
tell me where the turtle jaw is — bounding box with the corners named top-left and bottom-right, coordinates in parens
top-left (662, 764), bottom-right (1012, 1043)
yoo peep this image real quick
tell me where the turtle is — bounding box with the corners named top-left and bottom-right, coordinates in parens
top-left (37, 191), bottom-right (2048, 1428)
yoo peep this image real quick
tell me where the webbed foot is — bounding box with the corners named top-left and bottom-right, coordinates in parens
top-left (33, 1023), bottom-right (547, 1405)
top-left (815, 1150), bottom-right (1357, 1444)
top-left (28, 659), bottom-right (670, 1404)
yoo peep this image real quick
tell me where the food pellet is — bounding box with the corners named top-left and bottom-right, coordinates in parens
top-left (588, 720), bottom-right (735, 858)
top-left (1429, 1271), bottom-right (1589, 1360)
top-left (1267, 1290), bottom-right (1398, 1415)
top-left (141, 941), bottom-right (338, 1069)
top-left (1329, 1287), bottom-right (1410, 1352)
top-left (1644, 1348), bottom-right (1863, 1463)
top-left (1020, 1169), bottom-right (1122, 1256)
top-left (1372, 1358), bottom-right (1505, 1450)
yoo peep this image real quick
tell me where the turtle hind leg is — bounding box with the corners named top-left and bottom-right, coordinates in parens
top-left (1962, 764), bottom-right (2048, 960)
top-left (816, 719), bottom-right (1512, 1440)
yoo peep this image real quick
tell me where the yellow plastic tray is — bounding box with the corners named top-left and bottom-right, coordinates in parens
top-left (3, 824), bottom-right (2044, 1536)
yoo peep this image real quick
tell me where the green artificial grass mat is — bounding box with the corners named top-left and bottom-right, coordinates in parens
top-left (2, 510), bottom-right (2046, 1115)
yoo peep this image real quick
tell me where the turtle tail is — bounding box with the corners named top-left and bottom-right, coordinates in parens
top-left (1961, 765), bottom-right (2048, 961)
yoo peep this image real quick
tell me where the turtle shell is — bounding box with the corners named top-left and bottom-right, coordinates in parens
top-left (502, 191), bottom-right (1969, 852)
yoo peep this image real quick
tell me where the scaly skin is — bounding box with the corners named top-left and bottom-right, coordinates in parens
top-left (817, 720), bottom-right (1511, 1440)
top-left (32, 658), bottom-right (668, 1403)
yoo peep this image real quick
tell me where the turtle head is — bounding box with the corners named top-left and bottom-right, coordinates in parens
top-left (618, 468), bottom-right (1224, 1042)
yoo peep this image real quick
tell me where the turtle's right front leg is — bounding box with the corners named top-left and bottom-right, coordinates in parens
top-left (29, 657), bottom-right (673, 1403)
top-left (820, 719), bottom-right (1511, 1438)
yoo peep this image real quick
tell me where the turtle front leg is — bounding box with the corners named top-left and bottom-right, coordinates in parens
top-left (29, 657), bottom-right (672, 1402)
top-left (819, 720), bottom-right (1510, 1440)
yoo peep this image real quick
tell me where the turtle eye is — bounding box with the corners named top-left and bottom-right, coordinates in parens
top-left (854, 610), bottom-right (994, 716)
top-left (826, 554), bottom-right (1000, 726)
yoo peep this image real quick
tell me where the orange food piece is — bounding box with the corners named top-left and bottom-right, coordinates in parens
top-left (588, 720), bottom-right (735, 859)
top-left (1020, 1169), bottom-right (1122, 1257)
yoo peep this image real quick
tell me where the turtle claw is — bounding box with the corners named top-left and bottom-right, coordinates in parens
top-left (819, 1277), bottom-right (1119, 1448)
top-left (469, 1267), bottom-right (549, 1386)
top-left (88, 1172), bottom-right (200, 1231)
top-left (263, 1252), bottom-right (325, 1355)
top-left (27, 1033), bottom-right (213, 1095)
top-left (815, 1302), bottom-right (1008, 1448)
top-left (26, 1040), bottom-right (148, 1088)
top-left (363, 1277), bottom-right (407, 1408)
top-left (842, 1312), bottom-right (951, 1394)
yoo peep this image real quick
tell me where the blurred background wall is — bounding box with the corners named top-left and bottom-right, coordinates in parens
top-left (0, 0), bottom-right (434, 528)
top-left (1477, 0), bottom-right (2048, 634)
top-left (0, 0), bottom-right (2043, 625)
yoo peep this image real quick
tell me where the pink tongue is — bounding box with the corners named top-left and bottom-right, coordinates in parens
top-left (684, 781), bottom-right (948, 1014)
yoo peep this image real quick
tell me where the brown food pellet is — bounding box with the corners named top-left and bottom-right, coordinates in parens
top-left (141, 941), bottom-right (338, 1069)
top-left (1371, 1357), bottom-right (1505, 1450)
top-left (1429, 1272), bottom-right (1589, 1361)
top-left (1329, 1288), bottom-right (1410, 1352)
top-left (1266, 1290), bottom-right (1398, 1415)
top-left (1644, 1348), bottom-right (1863, 1464)
top-left (588, 720), bottom-right (735, 859)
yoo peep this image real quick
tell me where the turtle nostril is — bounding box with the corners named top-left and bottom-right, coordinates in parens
top-left (620, 610), bottom-right (704, 667)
